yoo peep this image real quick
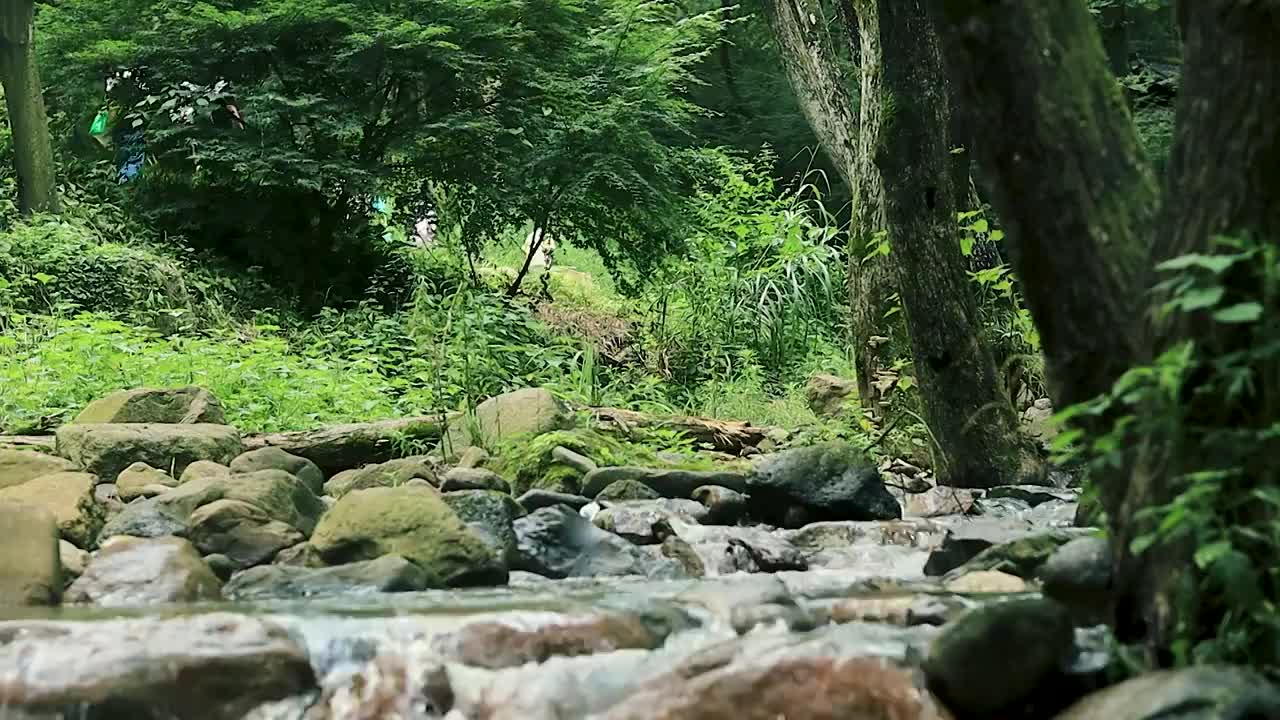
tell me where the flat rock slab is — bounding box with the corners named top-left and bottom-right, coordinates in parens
top-left (582, 466), bottom-right (750, 499)
top-left (0, 613), bottom-right (314, 720)
top-left (55, 423), bottom-right (242, 483)
top-left (224, 555), bottom-right (431, 600)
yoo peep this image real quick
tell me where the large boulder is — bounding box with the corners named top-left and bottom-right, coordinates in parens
top-left (1052, 666), bottom-right (1280, 720)
top-left (0, 472), bottom-right (104, 548)
top-left (0, 449), bottom-right (78, 491)
top-left (443, 387), bottom-right (574, 455)
top-left (55, 423), bottom-right (242, 483)
top-left (323, 455), bottom-right (438, 498)
top-left (940, 528), bottom-right (1091, 579)
top-left (0, 613), bottom-right (313, 720)
top-left (310, 485), bottom-right (507, 587)
top-left (924, 598), bottom-right (1074, 717)
top-left (73, 386), bottom-right (226, 425)
top-left (596, 479), bottom-right (661, 503)
top-left (593, 500), bottom-right (709, 545)
top-left (804, 374), bottom-right (857, 417)
top-left (513, 505), bottom-right (684, 579)
top-left (229, 447), bottom-right (325, 495)
top-left (65, 536), bottom-right (222, 606)
top-left (189, 499), bottom-right (306, 570)
top-left (0, 503), bottom-right (61, 605)
top-left (747, 442), bottom-right (901, 526)
top-left (442, 490), bottom-right (525, 566)
top-left (224, 555), bottom-right (431, 600)
top-left (115, 461), bottom-right (179, 501)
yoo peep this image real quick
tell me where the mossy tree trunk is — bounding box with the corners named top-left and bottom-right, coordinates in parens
top-left (873, 0), bottom-right (1034, 488)
top-left (0, 0), bottom-right (58, 215)
top-left (845, 0), bottom-right (907, 420)
top-left (931, 0), bottom-right (1280, 658)
top-left (762, 0), bottom-right (905, 418)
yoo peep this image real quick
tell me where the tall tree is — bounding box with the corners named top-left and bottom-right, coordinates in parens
top-left (930, 0), bottom-right (1278, 660)
top-left (761, 0), bottom-right (904, 418)
top-left (873, 0), bottom-right (1035, 487)
top-left (0, 0), bottom-right (58, 215)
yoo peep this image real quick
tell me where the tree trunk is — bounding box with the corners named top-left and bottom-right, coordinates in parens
top-left (762, 0), bottom-right (905, 418)
top-left (0, 1), bottom-right (58, 215)
top-left (927, 0), bottom-right (1159, 412)
top-left (1099, 0), bottom-right (1131, 77)
top-left (846, 0), bottom-right (907, 418)
top-left (873, 0), bottom-right (1034, 488)
top-left (931, 0), bottom-right (1280, 660)
top-left (1113, 0), bottom-right (1280, 662)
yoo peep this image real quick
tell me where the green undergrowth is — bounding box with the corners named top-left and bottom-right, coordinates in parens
top-left (0, 313), bottom-right (401, 434)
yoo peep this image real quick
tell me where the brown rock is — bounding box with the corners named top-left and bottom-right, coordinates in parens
top-left (944, 570), bottom-right (1028, 594)
top-left (436, 613), bottom-right (664, 670)
top-left (900, 487), bottom-right (979, 518)
top-left (180, 460), bottom-right (232, 484)
top-left (824, 595), bottom-right (917, 626)
top-left (116, 462), bottom-right (179, 501)
top-left (603, 655), bottom-right (953, 720)
top-left (58, 540), bottom-right (89, 588)
top-left (189, 499), bottom-right (305, 570)
top-left (73, 386), bottom-right (225, 424)
top-left (65, 536), bottom-right (222, 606)
top-left (0, 503), bottom-right (61, 605)
top-left (0, 449), bottom-right (78, 491)
top-left (0, 472), bottom-right (104, 548)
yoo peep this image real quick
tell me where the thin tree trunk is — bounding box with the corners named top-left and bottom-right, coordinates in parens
top-left (1100, 0), bottom-right (1131, 77)
top-left (0, 0), bottom-right (58, 215)
top-left (762, 0), bottom-right (904, 418)
top-left (928, 0), bottom-right (1159, 412)
top-left (846, 0), bottom-right (906, 418)
top-left (874, 0), bottom-right (1034, 488)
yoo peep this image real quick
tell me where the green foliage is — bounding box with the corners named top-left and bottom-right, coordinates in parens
top-left (1057, 235), bottom-right (1280, 669)
top-left (640, 150), bottom-right (846, 389)
top-left (0, 313), bottom-right (399, 433)
top-left (39, 0), bottom-right (722, 302)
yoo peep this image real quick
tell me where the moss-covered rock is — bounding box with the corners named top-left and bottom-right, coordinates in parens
top-left (443, 387), bottom-right (574, 457)
top-left (946, 528), bottom-right (1090, 580)
top-left (924, 598), bottom-right (1073, 716)
top-left (0, 449), bottom-right (78, 491)
top-left (310, 485), bottom-right (507, 587)
top-left (73, 386), bottom-right (225, 425)
top-left (442, 490), bottom-right (525, 566)
top-left (56, 423), bottom-right (242, 483)
top-left (596, 479), bottom-right (661, 503)
top-left (0, 472), bottom-right (105, 548)
top-left (323, 456), bottom-right (438, 498)
top-left (230, 447), bottom-right (325, 495)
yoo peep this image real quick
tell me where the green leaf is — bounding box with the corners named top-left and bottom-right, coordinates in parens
top-left (960, 236), bottom-right (974, 256)
top-left (1194, 540), bottom-right (1232, 569)
top-left (1212, 303), bottom-right (1263, 324)
top-left (971, 218), bottom-right (989, 233)
top-left (32, 273), bottom-right (54, 285)
top-left (1156, 253), bottom-right (1240, 274)
top-left (1179, 286), bottom-right (1225, 311)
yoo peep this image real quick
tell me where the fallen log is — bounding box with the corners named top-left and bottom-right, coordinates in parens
top-left (242, 413), bottom-right (458, 475)
top-left (582, 406), bottom-right (779, 454)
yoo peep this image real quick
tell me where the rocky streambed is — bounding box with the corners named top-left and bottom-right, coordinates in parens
top-left (1, 386), bottom-right (1277, 720)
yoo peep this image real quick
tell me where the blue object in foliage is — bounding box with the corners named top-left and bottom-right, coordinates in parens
top-left (116, 130), bottom-right (146, 184)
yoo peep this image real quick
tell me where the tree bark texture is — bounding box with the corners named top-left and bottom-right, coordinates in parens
top-left (762, 0), bottom-right (904, 418)
top-left (928, 0), bottom-right (1159, 411)
top-left (1114, 0), bottom-right (1280, 660)
top-left (932, 0), bottom-right (1280, 659)
top-left (0, 1), bottom-right (58, 215)
top-left (846, 0), bottom-right (907, 418)
top-left (874, 0), bottom-right (1032, 488)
